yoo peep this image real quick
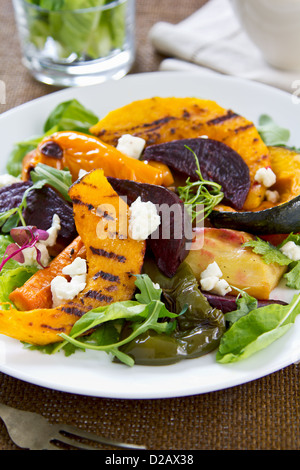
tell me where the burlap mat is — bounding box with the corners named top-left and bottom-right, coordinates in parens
top-left (0, 0), bottom-right (299, 451)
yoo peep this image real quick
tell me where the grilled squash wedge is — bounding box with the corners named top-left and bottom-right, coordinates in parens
top-left (210, 147), bottom-right (300, 235)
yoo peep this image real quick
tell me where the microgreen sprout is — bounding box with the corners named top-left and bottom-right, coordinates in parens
top-left (177, 146), bottom-right (224, 223)
top-left (0, 226), bottom-right (49, 272)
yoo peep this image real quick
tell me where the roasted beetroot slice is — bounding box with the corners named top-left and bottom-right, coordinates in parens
top-left (0, 181), bottom-right (77, 249)
top-left (108, 177), bottom-right (191, 278)
top-left (142, 138), bottom-right (250, 210)
top-left (202, 292), bottom-right (287, 313)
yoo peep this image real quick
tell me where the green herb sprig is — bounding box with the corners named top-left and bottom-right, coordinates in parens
top-left (177, 147), bottom-right (224, 223)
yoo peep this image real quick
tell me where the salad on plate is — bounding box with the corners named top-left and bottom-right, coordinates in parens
top-left (0, 96), bottom-right (300, 368)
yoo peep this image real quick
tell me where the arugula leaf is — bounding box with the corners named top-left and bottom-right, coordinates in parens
top-left (243, 238), bottom-right (291, 266)
top-left (217, 293), bottom-right (300, 363)
top-left (225, 289), bottom-right (258, 326)
top-left (258, 114), bottom-right (290, 146)
top-left (44, 275), bottom-right (178, 365)
top-left (58, 300), bottom-right (176, 365)
top-left (30, 163), bottom-right (72, 202)
top-left (134, 274), bottom-right (162, 304)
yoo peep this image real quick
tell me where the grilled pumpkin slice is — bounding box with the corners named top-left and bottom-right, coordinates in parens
top-left (0, 170), bottom-right (146, 345)
top-left (90, 97), bottom-right (270, 210)
top-left (210, 147), bottom-right (300, 235)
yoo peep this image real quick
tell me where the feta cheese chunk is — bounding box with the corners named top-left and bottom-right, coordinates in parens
top-left (51, 276), bottom-right (87, 308)
top-left (265, 189), bottom-right (280, 203)
top-left (200, 261), bottom-right (223, 280)
top-left (212, 279), bottom-right (232, 296)
top-left (51, 257), bottom-right (87, 308)
top-left (199, 261), bottom-right (232, 296)
top-left (22, 243), bottom-right (50, 268)
top-left (280, 241), bottom-right (300, 262)
top-left (200, 276), bottom-right (220, 292)
top-left (20, 214), bottom-right (61, 269)
top-left (0, 174), bottom-right (21, 188)
top-left (129, 197), bottom-right (161, 241)
top-left (62, 257), bottom-right (87, 276)
top-left (254, 167), bottom-right (276, 188)
top-left (42, 214), bottom-right (61, 248)
top-left (117, 134), bottom-right (146, 159)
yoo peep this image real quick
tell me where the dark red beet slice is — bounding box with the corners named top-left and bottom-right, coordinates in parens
top-left (0, 181), bottom-right (77, 251)
top-left (202, 292), bottom-right (287, 313)
top-left (108, 177), bottom-right (192, 278)
top-left (142, 138), bottom-right (250, 210)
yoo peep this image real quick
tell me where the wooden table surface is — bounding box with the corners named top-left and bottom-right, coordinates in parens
top-left (0, 0), bottom-right (299, 451)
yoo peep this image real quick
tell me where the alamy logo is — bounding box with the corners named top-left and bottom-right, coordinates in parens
top-left (0, 80), bottom-right (6, 105)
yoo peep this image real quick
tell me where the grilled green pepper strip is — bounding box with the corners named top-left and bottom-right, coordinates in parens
top-left (119, 259), bottom-right (226, 365)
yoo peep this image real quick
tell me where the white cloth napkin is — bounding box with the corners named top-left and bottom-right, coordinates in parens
top-left (149, 0), bottom-right (299, 93)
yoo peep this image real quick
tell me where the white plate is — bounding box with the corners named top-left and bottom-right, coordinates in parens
top-left (0, 71), bottom-right (300, 399)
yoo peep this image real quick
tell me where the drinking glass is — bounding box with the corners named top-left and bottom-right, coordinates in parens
top-left (12, 0), bottom-right (136, 87)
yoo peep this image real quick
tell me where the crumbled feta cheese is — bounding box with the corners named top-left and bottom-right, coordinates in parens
top-left (22, 243), bottom-right (50, 268)
top-left (117, 134), bottom-right (146, 159)
top-left (200, 276), bottom-right (220, 292)
top-left (212, 279), bottom-right (232, 296)
top-left (42, 214), bottom-right (61, 248)
top-left (62, 257), bottom-right (87, 276)
top-left (51, 276), bottom-right (87, 308)
top-left (200, 261), bottom-right (223, 280)
top-left (265, 189), bottom-right (280, 203)
top-left (0, 174), bottom-right (21, 188)
top-left (20, 214), bottom-right (61, 269)
top-left (254, 167), bottom-right (276, 188)
top-left (199, 261), bottom-right (232, 296)
top-left (51, 257), bottom-right (87, 307)
top-left (129, 197), bottom-right (161, 241)
top-left (153, 282), bottom-right (161, 290)
top-left (280, 241), bottom-right (300, 262)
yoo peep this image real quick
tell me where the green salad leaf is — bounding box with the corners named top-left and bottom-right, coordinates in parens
top-left (244, 235), bottom-right (300, 290)
top-left (30, 274), bottom-right (178, 366)
top-left (217, 293), bottom-right (300, 363)
top-left (30, 163), bottom-right (73, 202)
top-left (43, 99), bottom-right (98, 134)
top-left (243, 238), bottom-right (291, 266)
top-left (224, 289), bottom-right (258, 327)
top-left (0, 235), bottom-right (38, 309)
top-left (257, 114), bottom-right (291, 147)
top-left (6, 99), bottom-right (99, 177)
